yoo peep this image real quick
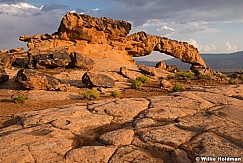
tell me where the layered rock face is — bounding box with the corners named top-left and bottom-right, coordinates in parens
top-left (19, 13), bottom-right (206, 69)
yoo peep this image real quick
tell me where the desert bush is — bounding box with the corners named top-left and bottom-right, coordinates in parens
top-left (136, 76), bottom-right (151, 84)
top-left (132, 80), bottom-right (143, 90)
top-left (216, 74), bottom-right (227, 79)
top-left (111, 91), bottom-right (119, 98)
top-left (167, 74), bottom-right (175, 80)
top-left (175, 71), bottom-right (195, 80)
top-left (12, 95), bottom-right (28, 104)
top-left (197, 73), bottom-right (212, 80)
top-left (82, 88), bottom-right (100, 100)
top-left (172, 83), bottom-right (185, 92)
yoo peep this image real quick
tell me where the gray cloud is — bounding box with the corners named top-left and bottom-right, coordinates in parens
top-left (99, 0), bottom-right (243, 26)
top-left (41, 4), bottom-right (68, 12)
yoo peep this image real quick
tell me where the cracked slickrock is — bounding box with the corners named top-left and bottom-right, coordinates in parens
top-left (0, 85), bottom-right (243, 162)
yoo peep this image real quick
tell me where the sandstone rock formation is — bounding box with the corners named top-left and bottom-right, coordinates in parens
top-left (15, 69), bottom-right (69, 91)
top-left (127, 32), bottom-right (206, 68)
top-left (0, 85), bottom-right (242, 162)
top-left (19, 13), bottom-right (206, 70)
top-left (82, 72), bottom-right (115, 88)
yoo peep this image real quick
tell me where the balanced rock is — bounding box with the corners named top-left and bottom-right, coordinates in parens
top-left (82, 72), bottom-right (115, 88)
top-left (16, 69), bottom-right (69, 91)
top-left (0, 69), bottom-right (9, 83)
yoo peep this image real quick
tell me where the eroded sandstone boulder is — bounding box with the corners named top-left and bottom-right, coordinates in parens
top-left (82, 72), bottom-right (115, 88)
top-left (69, 52), bottom-right (95, 70)
top-left (15, 69), bottom-right (69, 91)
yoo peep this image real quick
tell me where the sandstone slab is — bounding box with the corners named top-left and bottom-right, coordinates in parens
top-left (99, 128), bottom-right (134, 146)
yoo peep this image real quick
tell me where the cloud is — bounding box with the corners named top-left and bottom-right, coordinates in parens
top-left (0, 2), bottom-right (40, 15)
top-left (156, 25), bottom-right (175, 37)
top-left (226, 41), bottom-right (238, 52)
top-left (41, 4), bottom-right (68, 12)
top-left (188, 38), bottom-right (216, 52)
top-left (75, 8), bottom-right (100, 15)
top-left (100, 0), bottom-right (243, 27)
top-left (0, 1), bottom-right (65, 49)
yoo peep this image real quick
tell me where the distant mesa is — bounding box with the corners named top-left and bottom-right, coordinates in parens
top-left (18, 12), bottom-right (206, 70)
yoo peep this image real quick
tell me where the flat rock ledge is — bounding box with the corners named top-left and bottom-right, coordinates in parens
top-left (0, 85), bottom-right (243, 163)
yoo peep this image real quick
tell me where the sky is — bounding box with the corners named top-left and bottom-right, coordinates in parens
top-left (0, 0), bottom-right (243, 61)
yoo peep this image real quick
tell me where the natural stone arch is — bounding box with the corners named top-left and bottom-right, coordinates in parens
top-left (126, 32), bottom-right (206, 68)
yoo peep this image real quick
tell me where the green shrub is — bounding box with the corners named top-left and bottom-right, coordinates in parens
top-left (167, 74), bottom-right (175, 80)
top-left (111, 91), bottom-right (119, 98)
top-left (172, 83), bottom-right (185, 92)
top-left (216, 74), bottom-right (227, 79)
top-left (13, 95), bottom-right (28, 104)
top-left (175, 71), bottom-right (195, 80)
top-left (136, 76), bottom-right (151, 84)
top-left (82, 88), bottom-right (100, 100)
top-left (132, 80), bottom-right (143, 90)
top-left (197, 74), bottom-right (212, 80)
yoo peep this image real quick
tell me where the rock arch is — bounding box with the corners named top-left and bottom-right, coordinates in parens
top-left (126, 32), bottom-right (206, 68)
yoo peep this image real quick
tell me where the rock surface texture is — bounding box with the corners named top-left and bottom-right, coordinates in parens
top-left (19, 13), bottom-right (206, 70)
top-left (1, 85), bottom-right (242, 162)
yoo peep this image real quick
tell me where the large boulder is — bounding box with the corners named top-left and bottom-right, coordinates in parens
top-left (0, 69), bottom-right (9, 83)
top-left (15, 69), bottom-right (69, 91)
top-left (69, 52), bottom-right (95, 70)
top-left (82, 72), bottom-right (115, 88)
top-left (28, 51), bottom-right (71, 69)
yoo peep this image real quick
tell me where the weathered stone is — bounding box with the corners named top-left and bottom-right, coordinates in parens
top-left (120, 66), bottom-right (137, 79)
top-left (0, 52), bottom-right (12, 68)
top-left (88, 98), bottom-right (149, 124)
top-left (58, 13), bottom-right (131, 42)
top-left (0, 49), bottom-right (8, 53)
top-left (65, 146), bottom-right (117, 163)
top-left (31, 51), bottom-right (71, 69)
top-left (155, 61), bottom-right (167, 69)
top-left (136, 124), bottom-right (194, 149)
top-left (109, 145), bottom-right (162, 163)
top-left (15, 69), bottom-right (69, 91)
top-left (183, 132), bottom-right (243, 160)
top-left (127, 32), bottom-right (206, 68)
top-left (69, 52), bottom-right (95, 70)
top-left (9, 47), bottom-right (24, 53)
top-left (99, 128), bottom-right (134, 146)
top-left (82, 71), bottom-right (115, 88)
top-left (0, 69), bottom-right (9, 83)
top-left (160, 79), bottom-right (172, 90)
top-left (138, 64), bottom-right (157, 76)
